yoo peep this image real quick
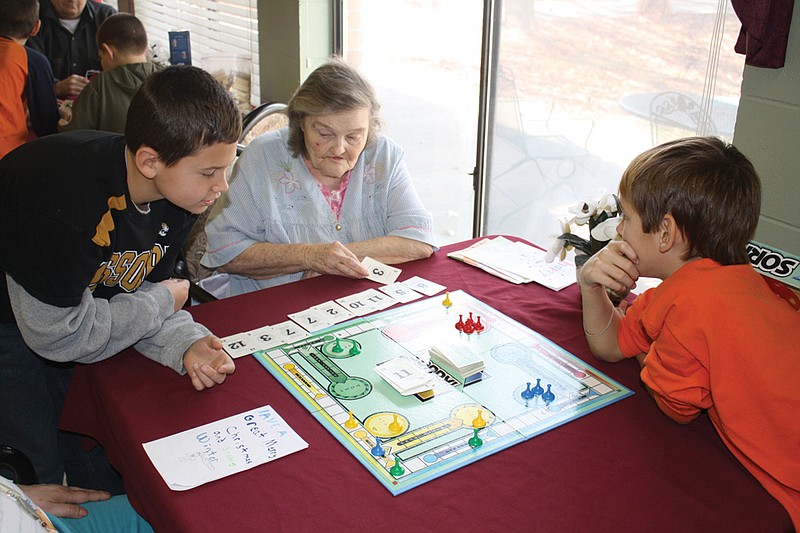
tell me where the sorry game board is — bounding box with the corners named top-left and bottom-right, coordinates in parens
top-left (252, 290), bottom-right (632, 495)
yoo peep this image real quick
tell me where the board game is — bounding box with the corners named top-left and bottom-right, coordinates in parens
top-left (252, 290), bottom-right (632, 495)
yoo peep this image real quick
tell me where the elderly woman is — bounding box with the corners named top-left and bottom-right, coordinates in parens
top-left (201, 59), bottom-right (436, 297)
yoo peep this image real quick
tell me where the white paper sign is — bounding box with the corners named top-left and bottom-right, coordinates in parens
top-left (143, 405), bottom-right (308, 491)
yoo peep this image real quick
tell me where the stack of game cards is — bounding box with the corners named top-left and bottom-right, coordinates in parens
top-left (374, 357), bottom-right (434, 396)
top-left (428, 345), bottom-right (485, 381)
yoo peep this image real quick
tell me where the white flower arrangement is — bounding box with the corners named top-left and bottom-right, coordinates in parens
top-left (545, 193), bottom-right (621, 267)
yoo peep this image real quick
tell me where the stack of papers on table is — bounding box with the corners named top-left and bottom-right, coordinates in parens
top-left (447, 236), bottom-right (576, 290)
top-left (374, 357), bottom-right (433, 396)
top-left (428, 345), bottom-right (485, 381)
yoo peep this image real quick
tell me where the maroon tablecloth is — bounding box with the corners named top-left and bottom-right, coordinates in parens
top-left (61, 237), bottom-right (792, 532)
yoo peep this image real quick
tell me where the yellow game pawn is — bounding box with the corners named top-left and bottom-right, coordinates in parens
top-left (388, 413), bottom-right (402, 433)
top-left (472, 409), bottom-right (486, 429)
top-left (442, 291), bottom-right (453, 308)
top-left (344, 411), bottom-right (358, 429)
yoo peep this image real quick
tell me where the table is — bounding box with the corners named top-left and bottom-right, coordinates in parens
top-left (619, 91), bottom-right (737, 140)
top-left (60, 237), bottom-right (791, 533)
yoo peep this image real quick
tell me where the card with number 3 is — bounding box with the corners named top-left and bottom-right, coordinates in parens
top-left (362, 256), bottom-right (401, 284)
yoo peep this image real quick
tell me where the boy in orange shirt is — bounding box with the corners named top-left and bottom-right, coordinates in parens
top-left (0, 0), bottom-right (59, 158)
top-left (579, 136), bottom-right (800, 527)
top-left (0, 0), bottom-right (36, 157)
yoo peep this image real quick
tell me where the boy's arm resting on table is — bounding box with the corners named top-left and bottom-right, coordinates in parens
top-left (7, 275), bottom-right (233, 389)
top-left (578, 242), bottom-right (641, 362)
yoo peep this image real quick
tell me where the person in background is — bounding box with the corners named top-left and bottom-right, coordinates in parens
top-left (202, 58), bottom-right (436, 297)
top-left (0, 474), bottom-right (154, 532)
top-left (27, 0), bottom-right (115, 99)
top-left (578, 136), bottom-right (800, 529)
top-left (60, 13), bottom-right (161, 133)
top-left (0, 66), bottom-right (239, 490)
top-left (0, 0), bottom-right (58, 158)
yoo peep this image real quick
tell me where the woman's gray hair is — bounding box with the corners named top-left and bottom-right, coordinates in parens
top-left (287, 58), bottom-right (382, 158)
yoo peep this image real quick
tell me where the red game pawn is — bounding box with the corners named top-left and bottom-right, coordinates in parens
top-left (464, 312), bottom-right (475, 329)
top-left (474, 316), bottom-right (484, 332)
top-left (462, 321), bottom-right (475, 334)
top-left (455, 314), bottom-right (464, 331)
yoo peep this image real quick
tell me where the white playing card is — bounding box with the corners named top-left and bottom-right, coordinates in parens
top-left (379, 282), bottom-right (423, 303)
top-left (362, 256), bottom-right (402, 284)
top-left (270, 319), bottom-right (310, 343)
top-left (221, 332), bottom-right (256, 359)
top-left (335, 292), bottom-right (375, 316)
top-left (401, 276), bottom-right (446, 296)
top-left (248, 325), bottom-right (285, 350)
top-left (311, 300), bottom-right (356, 325)
top-left (288, 308), bottom-right (334, 332)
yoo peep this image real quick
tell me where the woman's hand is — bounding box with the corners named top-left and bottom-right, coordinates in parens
top-left (302, 242), bottom-right (370, 279)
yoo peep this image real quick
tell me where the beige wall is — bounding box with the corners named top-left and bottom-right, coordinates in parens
top-left (257, 0), bottom-right (334, 103)
top-left (735, 8), bottom-right (800, 255)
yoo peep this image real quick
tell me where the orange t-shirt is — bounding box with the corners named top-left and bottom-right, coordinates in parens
top-left (619, 258), bottom-right (800, 528)
top-left (0, 38), bottom-right (29, 158)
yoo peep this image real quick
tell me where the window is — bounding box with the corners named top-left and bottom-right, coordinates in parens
top-left (342, 0), bottom-right (744, 249)
top-left (483, 0), bottom-right (744, 248)
top-left (132, 0), bottom-right (260, 109)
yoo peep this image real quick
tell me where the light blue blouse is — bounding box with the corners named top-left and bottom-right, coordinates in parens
top-left (201, 128), bottom-right (436, 296)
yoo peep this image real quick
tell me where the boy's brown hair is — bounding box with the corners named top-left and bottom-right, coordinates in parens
top-left (125, 65), bottom-right (241, 166)
top-left (96, 13), bottom-right (147, 56)
top-left (0, 0), bottom-right (38, 40)
top-left (618, 136), bottom-right (761, 265)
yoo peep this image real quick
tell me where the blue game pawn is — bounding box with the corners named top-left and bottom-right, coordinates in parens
top-left (521, 382), bottom-right (535, 400)
top-left (531, 378), bottom-right (544, 396)
top-left (542, 384), bottom-right (555, 403)
top-left (371, 439), bottom-right (385, 457)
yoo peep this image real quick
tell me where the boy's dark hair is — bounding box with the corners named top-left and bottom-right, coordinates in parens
top-left (96, 13), bottom-right (147, 56)
top-left (619, 136), bottom-right (761, 265)
top-left (287, 57), bottom-right (381, 158)
top-left (0, 0), bottom-right (38, 40)
top-left (125, 65), bottom-right (241, 167)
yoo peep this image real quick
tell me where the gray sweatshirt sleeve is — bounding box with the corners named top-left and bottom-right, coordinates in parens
top-left (6, 274), bottom-right (211, 374)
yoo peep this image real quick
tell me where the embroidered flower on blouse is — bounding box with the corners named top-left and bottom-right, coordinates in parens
top-left (277, 160), bottom-right (300, 194)
top-left (363, 155), bottom-right (376, 184)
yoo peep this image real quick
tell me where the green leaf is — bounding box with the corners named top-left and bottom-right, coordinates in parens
top-left (557, 233), bottom-right (593, 255)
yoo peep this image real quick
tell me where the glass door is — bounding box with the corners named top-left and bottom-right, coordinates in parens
top-left (482, 0), bottom-right (745, 249)
top-left (342, 0), bottom-right (484, 247)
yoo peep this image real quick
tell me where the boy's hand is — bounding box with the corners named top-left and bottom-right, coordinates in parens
top-left (19, 484), bottom-right (110, 519)
top-left (579, 241), bottom-right (640, 294)
top-left (183, 336), bottom-right (235, 391)
top-left (160, 278), bottom-right (190, 311)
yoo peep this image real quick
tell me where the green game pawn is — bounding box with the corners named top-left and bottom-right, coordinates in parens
top-left (348, 342), bottom-right (361, 355)
top-left (468, 428), bottom-right (483, 448)
top-left (390, 457), bottom-right (405, 477)
top-left (332, 337), bottom-right (344, 353)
